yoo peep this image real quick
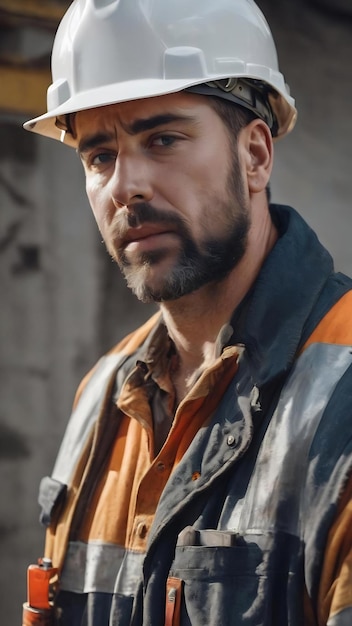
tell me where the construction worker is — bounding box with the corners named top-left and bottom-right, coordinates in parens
top-left (23, 0), bottom-right (352, 625)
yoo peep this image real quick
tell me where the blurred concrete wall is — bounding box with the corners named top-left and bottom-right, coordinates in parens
top-left (263, 0), bottom-right (352, 276)
top-left (0, 1), bottom-right (351, 622)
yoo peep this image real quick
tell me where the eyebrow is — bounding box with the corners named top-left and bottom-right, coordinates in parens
top-left (78, 112), bottom-right (197, 157)
top-left (124, 112), bottom-right (196, 135)
top-left (78, 132), bottom-right (114, 158)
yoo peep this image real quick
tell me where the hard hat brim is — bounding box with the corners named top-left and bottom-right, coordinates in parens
top-left (24, 75), bottom-right (296, 146)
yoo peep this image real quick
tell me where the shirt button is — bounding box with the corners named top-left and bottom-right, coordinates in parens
top-left (156, 462), bottom-right (165, 472)
top-left (227, 435), bottom-right (236, 446)
top-left (136, 522), bottom-right (148, 539)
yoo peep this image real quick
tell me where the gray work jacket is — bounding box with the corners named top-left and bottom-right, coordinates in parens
top-left (39, 205), bottom-right (352, 625)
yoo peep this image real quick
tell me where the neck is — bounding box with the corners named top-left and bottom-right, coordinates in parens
top-left (160, 204), bottom-right (278, 401)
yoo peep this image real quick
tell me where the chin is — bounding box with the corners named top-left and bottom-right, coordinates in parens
top-left (123, 266), bottom-right (165, 303)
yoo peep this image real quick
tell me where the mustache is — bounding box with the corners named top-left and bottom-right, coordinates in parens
top-left (109, 202), bottom-right (189, 241)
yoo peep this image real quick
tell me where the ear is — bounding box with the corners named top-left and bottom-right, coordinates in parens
top-left (240, 119), bottom-right (273, 194)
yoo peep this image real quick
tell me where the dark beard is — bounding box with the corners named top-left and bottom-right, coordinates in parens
top-left (121, 211), bottom-right (249, 303)
top-left (111, 163), bottom-right (250, 303)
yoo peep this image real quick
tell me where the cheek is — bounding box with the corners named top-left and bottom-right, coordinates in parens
top-left (85, 177), bottom-right (110, 230)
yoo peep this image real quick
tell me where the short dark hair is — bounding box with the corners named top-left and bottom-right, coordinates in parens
top-left (207, 96), bottom-right (271, 203)
top-left (208, 96), bottom-right (257, 137)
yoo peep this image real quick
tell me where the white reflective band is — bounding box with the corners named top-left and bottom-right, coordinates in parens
top-left (221, 342), bottom-right (352, 532)
top-left (327, 607), bottom-right (352, 626)
top-left (60, 540), bottom-right (145, 595)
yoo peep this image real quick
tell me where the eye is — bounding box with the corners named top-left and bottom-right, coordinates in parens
top-left (91, 152), bottom-right (115, 167)
top-left (151, 134), bottom-right (178, 148)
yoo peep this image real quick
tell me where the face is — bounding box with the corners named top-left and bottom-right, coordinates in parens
top-left (75, 92), bottom-right (251, 303)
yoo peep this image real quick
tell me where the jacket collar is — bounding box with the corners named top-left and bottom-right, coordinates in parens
top-left (137, 205), bottom-right (334, 390)
top-left (228, 204), bottom-right (334, 386)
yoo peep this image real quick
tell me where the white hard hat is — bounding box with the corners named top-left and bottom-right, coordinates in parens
top-left (24, 0), bottom-right (297, 146)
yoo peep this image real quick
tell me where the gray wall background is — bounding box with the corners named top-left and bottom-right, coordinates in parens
top-left (0, 1), bottom-right (351, 622)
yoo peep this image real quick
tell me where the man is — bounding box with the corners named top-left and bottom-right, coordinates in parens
top-left (23, 0), bottom-right (352, 625)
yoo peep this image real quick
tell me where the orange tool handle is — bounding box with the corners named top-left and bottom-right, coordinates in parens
top-left (22, 604), bottom-right (53, 626)
top-left (27, 560), bottom-right (57, 610)
top-left (22, 558), bottom-right (58, 626)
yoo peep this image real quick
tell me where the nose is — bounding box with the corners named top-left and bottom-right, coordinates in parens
top-left (110, 152), bottom-right (153, 208)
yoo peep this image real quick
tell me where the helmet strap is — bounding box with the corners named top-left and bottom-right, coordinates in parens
top-left (187, 78), bottom-right (278, 137)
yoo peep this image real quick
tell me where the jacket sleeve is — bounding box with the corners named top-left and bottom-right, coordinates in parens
top-left (318, 474), bottom-right (352, 625)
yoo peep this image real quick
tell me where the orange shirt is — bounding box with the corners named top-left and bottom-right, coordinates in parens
top-left (78, 322), bottom-right (240, 554)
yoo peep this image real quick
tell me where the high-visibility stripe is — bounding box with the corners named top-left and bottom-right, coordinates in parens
top-left (302, 291), bottom-right (352, 351)
top-left (52, 354), bottom-right (129, 486)
top-left (219, 342), bottom-right (352, 532)
top-left (60, 540), bottom-right (145, 595)
top-left (327, 607), bottom-right (352, 626)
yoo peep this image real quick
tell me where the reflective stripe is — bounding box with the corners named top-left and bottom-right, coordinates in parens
top-left (113, 547), bottom-right (145, 596)
top-left (52, 354), bottom-right (128, 485)
top-left (60, 540), bottom-right (145, 595)
top-left (328, 607), bottom-right (352, 626)
top-left (221, 342), bottom-right (352, 532)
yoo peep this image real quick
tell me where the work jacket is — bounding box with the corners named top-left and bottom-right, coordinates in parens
top-left (39, 205), bottom-right (352, 625)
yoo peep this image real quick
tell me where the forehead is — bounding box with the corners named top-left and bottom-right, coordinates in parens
top-left (74, 91), bottom-right (215, 137)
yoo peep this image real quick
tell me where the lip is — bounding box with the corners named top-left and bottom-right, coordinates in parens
top-left (122, 225), bottom-right (177, 251)
top-left (124, 225), bottom-right (173, 243)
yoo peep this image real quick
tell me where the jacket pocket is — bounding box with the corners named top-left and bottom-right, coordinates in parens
top-left (168, 528), bottom-right (303, 626)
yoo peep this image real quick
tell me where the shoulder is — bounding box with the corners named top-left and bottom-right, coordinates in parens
top-left (302, 286), bottom-right (352, 351)
top-left (74, 311), bottom-right (162, 407)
